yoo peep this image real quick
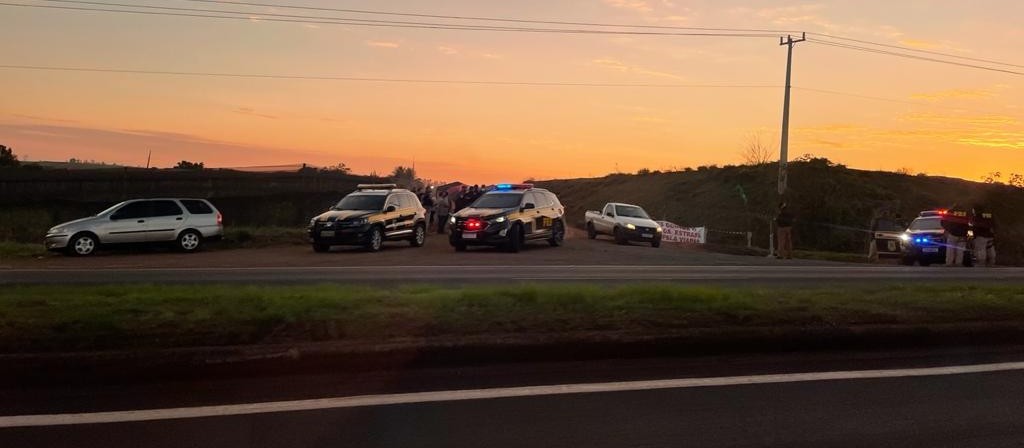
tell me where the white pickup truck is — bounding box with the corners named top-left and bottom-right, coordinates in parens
top-left (584, 202), bottom-right (662, 247)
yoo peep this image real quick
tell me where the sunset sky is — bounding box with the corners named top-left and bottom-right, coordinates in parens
top-left (1, 0), bottom-right (1021, 184)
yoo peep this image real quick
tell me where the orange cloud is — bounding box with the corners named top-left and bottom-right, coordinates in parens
top-left (590, 58), bottom-right (685, 80)
top-left (366, 40), bottom-right (400, 49)
top-left (604, 0), bottom-right (653, 13)
top-left (910, 88), bottom-right (994, 101)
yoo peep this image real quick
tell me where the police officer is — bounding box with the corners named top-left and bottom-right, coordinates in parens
top-left (972, 205), bottom-right (996, 267)
top-left (941, 208), bottom-right (970, 267)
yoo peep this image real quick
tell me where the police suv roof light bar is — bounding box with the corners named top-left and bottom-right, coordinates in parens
top-left (495, 183), bottom-right (534, 191)
top-left (356, 184), bottom-right (398, 190)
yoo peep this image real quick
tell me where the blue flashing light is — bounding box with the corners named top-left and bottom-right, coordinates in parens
top-left (496, 183), bottom-right (512, 190)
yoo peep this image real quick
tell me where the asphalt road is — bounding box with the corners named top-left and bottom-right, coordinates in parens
top-left (4, 347), bottom-right (1024, 447)
top-left (3, 264), bottom-right (1023, 284)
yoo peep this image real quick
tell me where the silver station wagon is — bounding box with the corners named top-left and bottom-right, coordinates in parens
top-left (44, 198), bottom-right (223, 256)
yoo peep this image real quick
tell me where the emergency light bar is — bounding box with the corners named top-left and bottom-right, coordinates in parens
top-left (494, 183), bottom-right (534, 191)
top-left (356, 184), bottom-right (398, 190)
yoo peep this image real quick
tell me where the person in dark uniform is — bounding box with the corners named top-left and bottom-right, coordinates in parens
top-left (420, 189), bottom-right (435, 228)
top-left (972, 205), bottom-right (996, 267)
top-left (941, 208), bottom-right (970, 266)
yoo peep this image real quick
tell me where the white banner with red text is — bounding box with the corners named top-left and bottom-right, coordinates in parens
top-left (656, 221), bottom-right (706, 244)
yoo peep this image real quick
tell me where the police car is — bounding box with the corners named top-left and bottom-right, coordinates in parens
top-left (899, 209), bottom-right (973, 266)
top-left (449, 184), bottom-right (565, 252)
top-left (308, 184), bottom-right (427, 252)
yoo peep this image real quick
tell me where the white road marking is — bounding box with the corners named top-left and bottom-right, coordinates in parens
top-left (2, 361), bottom-right (1023, 428)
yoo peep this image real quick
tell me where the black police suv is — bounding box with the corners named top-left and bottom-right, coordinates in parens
top-left (449, 184), bottom-right (565, 252)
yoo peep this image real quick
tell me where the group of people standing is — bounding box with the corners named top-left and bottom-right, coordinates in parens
top-left (942, 206), bottom-right (997, 267)
top-left (416, 184), bottom-right (488, 234)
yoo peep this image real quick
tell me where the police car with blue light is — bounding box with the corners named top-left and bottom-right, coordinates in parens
top-left (449, 183), bottom-right (565, 252)
top-left (899, 209), bottom-right (972, 266)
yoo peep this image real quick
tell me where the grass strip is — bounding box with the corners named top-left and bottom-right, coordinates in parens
top-left (0, 241), bottom-right (48, 259)
top-left (1, 283), bottom-right (1023, 354)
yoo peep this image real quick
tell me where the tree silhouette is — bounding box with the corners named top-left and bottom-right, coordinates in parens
top-left (390, 165), bottom-right (416, 187)
top-left (739, 131), bottom-right (776, 166)
top-left (175, 160), bottom-right (204, 170)
top-left (0, 145), bottom-right (19, 167)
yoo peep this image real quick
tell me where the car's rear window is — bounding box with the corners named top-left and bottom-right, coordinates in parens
top-left (180, 200), bottom-right (214, 214)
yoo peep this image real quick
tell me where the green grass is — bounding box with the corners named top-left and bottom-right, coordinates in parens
top-left (1, 283), bottom-right (1022, 353)
top-left (0, 241), bottom-right (48, 259)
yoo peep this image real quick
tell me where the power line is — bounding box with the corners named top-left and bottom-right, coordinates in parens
top-left (807, 32), bottom-right (1024, 69)
top-left (794, 86), bottom-right (944, 107)
top-left (0, 64), bottom-right (781, 88)
top-left (806, 38), bottom-right (1024, 76)
top-left (2, 2), bottom-right (782, 37)
top-left (182, 0), bottom-right (801, 34)
top-left (181, 0), bottom-right (1024, 72)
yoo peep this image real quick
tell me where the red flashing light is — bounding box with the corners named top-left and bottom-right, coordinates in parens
top-left (464, 218), bottom-right (484, 231)
top-left (938, 210), bottom-right (947, 215)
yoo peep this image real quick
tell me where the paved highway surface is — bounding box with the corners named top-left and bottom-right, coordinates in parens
top-left (3, 264), bottom-right (1023, 284)
top-left (3, 347), bottom-right (1024, 447)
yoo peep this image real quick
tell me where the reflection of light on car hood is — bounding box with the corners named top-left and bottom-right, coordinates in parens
top-left (454, 207), bottom-right (515, 219)
top-left (316, 210), bottom-right (374, 221)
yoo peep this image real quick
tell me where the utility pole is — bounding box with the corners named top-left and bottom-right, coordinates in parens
top-left (145, 149), bottom-right (152, 169)
top-left (777, 32), bottom-right (805, 196)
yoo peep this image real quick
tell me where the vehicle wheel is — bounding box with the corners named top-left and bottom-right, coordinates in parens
top-left (505, 224), bottom-right (522, 253)
top-left (613, 227), bottom-right (627, 245)
top-left (548, 220), bottom-right (565, 247)
top-left (312, 243), bottom-right (330, 253)
top-left (365, 226), bottom-right (384, 252)
top-left (586, 223), bottom-right (597, 240)
top-left (651, 239), bottom-right (661, 248)
top-left (67, 232), bottom-right (98, 256)
top-left (899, 256), bottom-right (915, 266)
top-left (177, 229), bottom-right (203, 253)
top-left (409, 224), bottom-right (426, 247)
top-left (454, 243), bottom-right (467, 252)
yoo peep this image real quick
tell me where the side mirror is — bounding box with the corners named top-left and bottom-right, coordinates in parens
top-left (110, 213), bottom-right (124, 221)
top-left (521, 203), bottom-right (536, 211)
top-left (605, 212), bottom-right (614, 217)
top-left (385, 205), bottom-right (397, 213)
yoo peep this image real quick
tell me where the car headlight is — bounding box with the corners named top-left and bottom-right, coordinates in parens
top-left (350, 218), bottom-right (368, 225)
top-left (309, 218), bottom-right (317, 227)
top-left (626, 223), bottom-right (636, 230)
top-left (899, 234), bottom-right (910, 242)
top-left (49, 226), bottom-right (68, 235)
top-left (493, 216), bottom-right (507, 223)
top-left (449, 216), bottom-right (456, 224)
top-left (656, 227), bottom-right (663, 233)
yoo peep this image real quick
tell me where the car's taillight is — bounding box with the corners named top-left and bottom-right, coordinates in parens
top-left (216, 212), bottom-right (223, 225)
top-left (465, 218), bottom-right (483, 231)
